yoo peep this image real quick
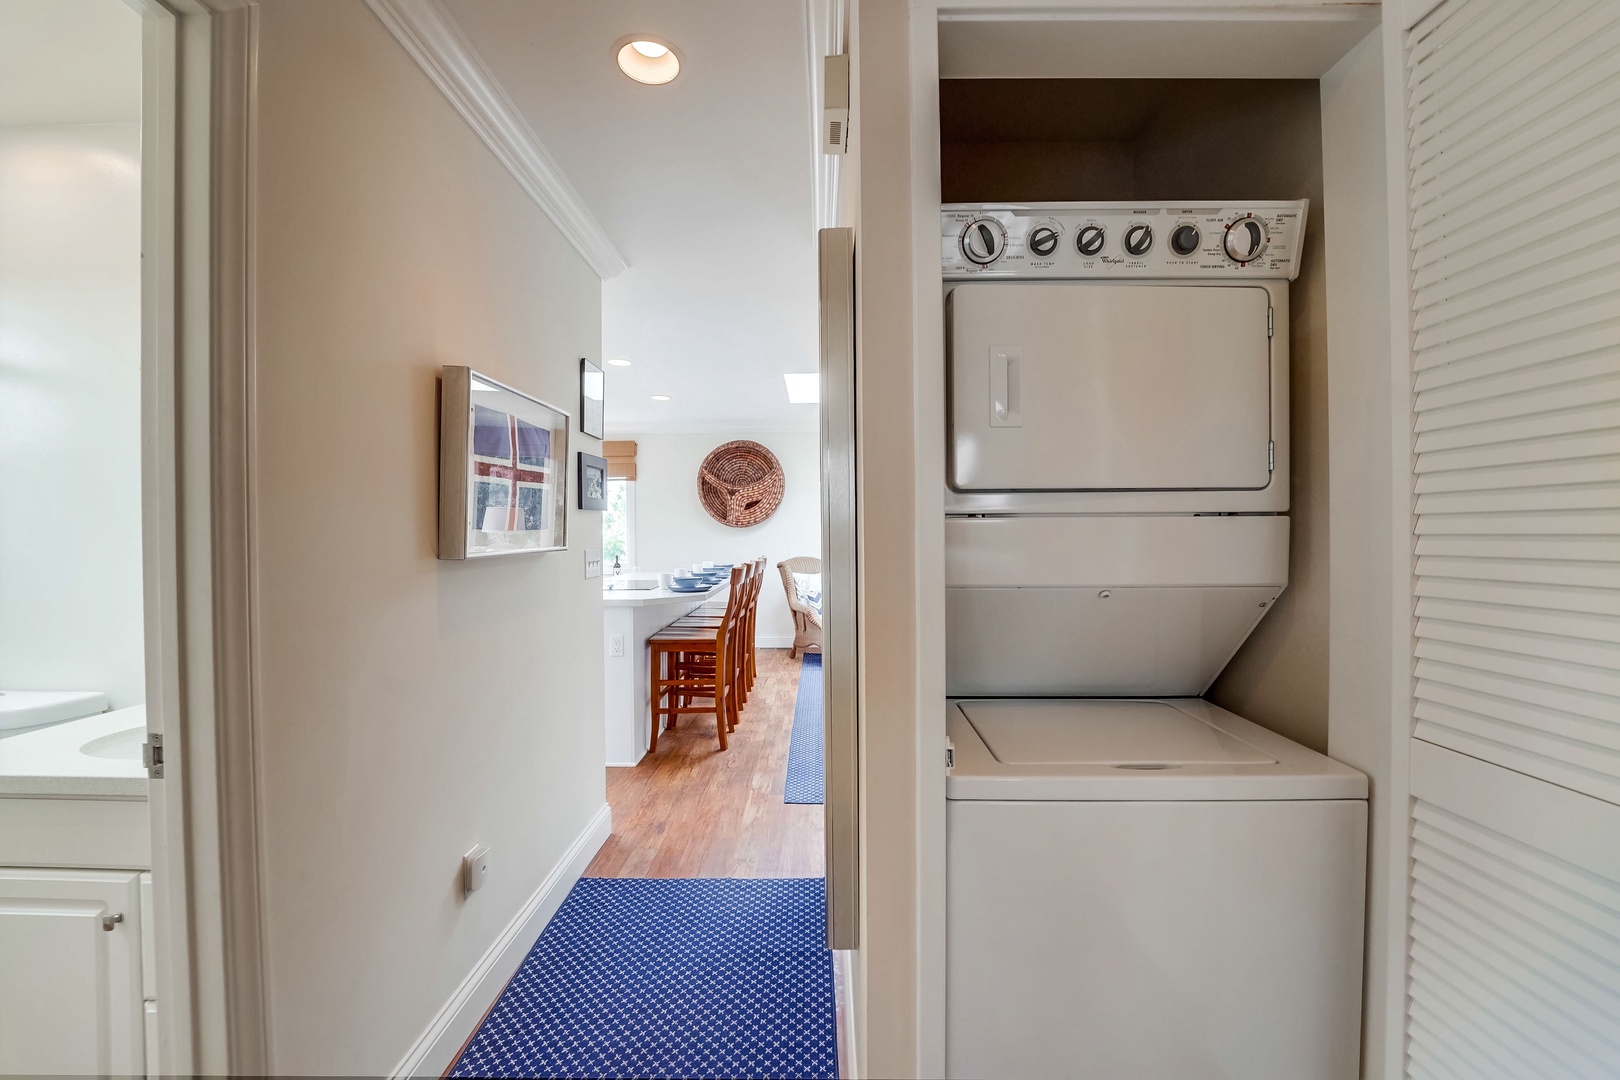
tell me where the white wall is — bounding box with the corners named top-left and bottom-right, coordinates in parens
top-left (0, 122), bottom-right (145, 707)
top-left (1320, 26), bottom-right (1404, 1080)
top-left (248, 2), bottom-right (604, 1073)
top-left (626, 431), bottom-right (821, 647)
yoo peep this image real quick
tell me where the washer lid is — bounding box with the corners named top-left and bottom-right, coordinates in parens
top-left (947, 698), bottom-right (1367, 802)
top-left (959, 699), bottom-right (1276, 767)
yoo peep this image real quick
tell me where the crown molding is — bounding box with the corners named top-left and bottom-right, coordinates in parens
top-left (365, 0), bottom-right (628, 280)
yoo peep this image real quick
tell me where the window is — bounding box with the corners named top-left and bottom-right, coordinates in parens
top-left (603, 479), bottom-right (634, 571)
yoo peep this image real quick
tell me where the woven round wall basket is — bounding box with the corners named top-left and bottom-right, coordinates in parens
top-left (698, 440), bottom-right (785, 528)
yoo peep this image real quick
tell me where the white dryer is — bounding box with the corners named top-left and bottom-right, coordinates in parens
top-left (940, 203), bottom-right (1368, 1080)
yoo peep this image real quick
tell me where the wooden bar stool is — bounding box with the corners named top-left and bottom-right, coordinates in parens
top-left (671, 556), bottom-right (763, 707)
top-left (647, 564), bottom-right (747, 753)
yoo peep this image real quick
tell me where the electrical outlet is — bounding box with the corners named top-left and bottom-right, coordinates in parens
top-left (462, 845), bottom-right (490, 896)
top-left (609, 634), bottom-right (626, 657)
top-left (584, 549), bottom-right (602, 579)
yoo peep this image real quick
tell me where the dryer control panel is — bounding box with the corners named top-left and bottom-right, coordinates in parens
top-left (942, 202), bottom-right (1307, 280)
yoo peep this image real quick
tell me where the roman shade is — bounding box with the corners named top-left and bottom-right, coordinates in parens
top-left (603, 440), bottom-right (636, 481)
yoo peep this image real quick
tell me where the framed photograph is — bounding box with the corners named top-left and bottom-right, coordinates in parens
top-left (438, 366), bottom-right (570, 559)
top-left (578, 452), bottom-right (608, 511)
top-left (580, 358), bottom-right (605, 439)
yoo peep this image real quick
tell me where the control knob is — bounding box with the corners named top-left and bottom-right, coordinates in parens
top-left (1075, 225), bottom-right (1106, 257)
top-left (1028, 226), bottom-right (1060, 258)
top-left (1223, 216), bottom-right (1269, 263)
top-left (1123, 223), bottom-right (1154, 257)
top-left (1169, 224), bottom-right (1201, 257)
top-left (961, 219), bottom-right (1006, 265)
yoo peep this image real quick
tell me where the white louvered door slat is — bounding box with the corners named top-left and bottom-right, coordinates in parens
top-left (1403, 2), bottom-right (1620, 1077)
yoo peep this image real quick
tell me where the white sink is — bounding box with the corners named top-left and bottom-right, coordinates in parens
top-left (81, 726), bottom-right (146, 762)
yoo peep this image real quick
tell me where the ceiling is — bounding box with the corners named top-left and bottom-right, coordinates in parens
top-left (0, 0), bottom-right (141, 127)
top-left (440, 0), bottom-right (821, 435)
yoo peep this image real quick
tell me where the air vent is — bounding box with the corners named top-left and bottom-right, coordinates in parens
top-left (1114, 763), bottom-right (1180, 771)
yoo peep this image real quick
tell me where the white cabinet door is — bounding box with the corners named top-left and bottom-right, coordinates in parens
top-left (1398, 1), bottom-right (1620, 1076)
top-left (0, 868), bottom-right (145, 1077)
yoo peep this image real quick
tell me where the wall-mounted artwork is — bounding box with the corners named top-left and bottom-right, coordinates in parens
top-left (439, 366), bottom-right (570, 559)
top-left (578, 452), bottom-right (608, 511)
top-left (698, 440), bottom-right (785, 528)
top-left (580, 358), bottom-right (605, 439)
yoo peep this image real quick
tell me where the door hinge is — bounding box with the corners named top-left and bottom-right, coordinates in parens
top-left (1267, 306), bottom-right (1274, 338)
top-left (143, 733), bottom-right (164, 779)
top-left (1268, 441), bottom-right (1276, 472)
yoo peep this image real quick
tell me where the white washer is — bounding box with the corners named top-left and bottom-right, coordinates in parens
top-left (946, 698), bottom-right (1367, 1080)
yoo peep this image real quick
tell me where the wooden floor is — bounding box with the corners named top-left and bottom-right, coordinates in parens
top-left (586, 647), bottom-right (824, 878)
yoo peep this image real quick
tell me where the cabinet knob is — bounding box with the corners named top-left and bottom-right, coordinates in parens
top-left (102, 912), bottom-right (124, 931)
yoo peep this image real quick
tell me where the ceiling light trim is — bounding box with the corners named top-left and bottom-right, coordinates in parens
top-left (365, 0), bottom-right (629, 280)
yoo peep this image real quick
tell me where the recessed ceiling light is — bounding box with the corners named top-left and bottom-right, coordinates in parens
top-left (650, 394), bottom-right (672, 401)
top-left (615, 35), bottom-right (681, 85)
top-left (606, 358), bottom-right (632, 367)
top-left (783, 373), bottom-right (819, 404)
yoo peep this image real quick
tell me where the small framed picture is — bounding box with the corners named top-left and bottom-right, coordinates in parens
top-left (580, 358), bottom-right (605, 439)
top-left (438, 366), bottom-right (570, 559)
top-left (578, 452), bottom-right (608, 511)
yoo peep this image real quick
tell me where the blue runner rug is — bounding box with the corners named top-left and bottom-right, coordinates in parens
top-left (451, 877), bottom-right (837, 1079)
top-left (784, 653), bottom-right (824, 804)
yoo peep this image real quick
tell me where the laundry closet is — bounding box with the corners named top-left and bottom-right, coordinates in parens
top-left (867, 8), bottom-right (1402, 1080)
top-left (862, 3), bottom-right (1620, 1079)
top-left (935, 83), bottom-right (1367, 1080)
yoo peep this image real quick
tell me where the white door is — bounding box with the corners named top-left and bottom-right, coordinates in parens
top-left (1399, 1), bottom-right (1620, 1074)
top-left (949, 282), bottom-right (1274, 491)
top-left (0, 868), bottom-right (146, 1077)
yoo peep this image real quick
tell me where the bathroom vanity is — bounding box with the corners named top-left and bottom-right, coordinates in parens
top-left (0, 710), bottom-right (154, 1078)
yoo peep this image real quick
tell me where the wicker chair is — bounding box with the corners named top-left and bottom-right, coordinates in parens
top-left (777, 556), bottom-right (823, 659)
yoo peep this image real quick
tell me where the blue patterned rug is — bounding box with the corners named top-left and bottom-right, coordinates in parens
top-left (784, 653), bottom-right (824, 804)
top-left (451, 877), bottom-right (837, 1079)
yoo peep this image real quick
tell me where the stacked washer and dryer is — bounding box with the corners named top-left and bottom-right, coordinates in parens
top-left (940, 203), bottom-right (1369, 1080)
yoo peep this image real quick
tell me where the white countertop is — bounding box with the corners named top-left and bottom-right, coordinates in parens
top-left (602, 580), bottom-right (728, 607)
top-left (0, 706), bottom-right (149, 798)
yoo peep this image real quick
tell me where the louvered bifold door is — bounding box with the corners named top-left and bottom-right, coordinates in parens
top-left (1402, 1), bottom-right (1620, 1077)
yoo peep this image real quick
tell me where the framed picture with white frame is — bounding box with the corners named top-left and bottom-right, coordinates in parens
top-left (438, 365), bottom-right (570, 559)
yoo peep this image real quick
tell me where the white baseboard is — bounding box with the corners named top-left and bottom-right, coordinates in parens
top-left (756, 634), bottom-right (796, 649)
top-left (390, 803), bottom-right (613, 1079)
top-left (837, 949), bottom-right (859, 1080)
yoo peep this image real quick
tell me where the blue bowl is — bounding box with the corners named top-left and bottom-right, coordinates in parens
top-left (672, 576), bottom-right (701, 588)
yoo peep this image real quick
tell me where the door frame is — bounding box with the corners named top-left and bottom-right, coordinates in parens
top-left (135, 0), bottom-right (268, 1073)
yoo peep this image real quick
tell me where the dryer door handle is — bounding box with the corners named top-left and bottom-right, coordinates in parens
top-left (991, 346), bottom-right (1022, 428)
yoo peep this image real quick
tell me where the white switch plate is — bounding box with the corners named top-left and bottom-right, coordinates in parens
top-left (584, 549), bottom-right (602, 579)
top-left (462, 845), bottom-right (490, 895)
top-left (609, 634), bottom-right (626, 657)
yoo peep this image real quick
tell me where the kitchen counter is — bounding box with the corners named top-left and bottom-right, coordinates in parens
top-left (602, 579), bottom-right (729, 606)
top-left (602, 578), bottom-right (730, 765)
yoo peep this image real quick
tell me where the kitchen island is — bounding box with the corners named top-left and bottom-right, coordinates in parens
top-left (602, 578), bottom-right (729, 765)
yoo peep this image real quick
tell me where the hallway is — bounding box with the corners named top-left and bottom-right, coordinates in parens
top-left (588, 648), bottom-right (824, 879)
top-left (450, 648), bottom-right (837, 1078)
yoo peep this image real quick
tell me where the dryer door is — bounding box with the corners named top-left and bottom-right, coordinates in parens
top-left (949, 282), bottom-right (1273, 491)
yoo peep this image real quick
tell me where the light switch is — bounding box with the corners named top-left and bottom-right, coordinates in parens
top-left (462, 845), bottom-right (491, 895)
top-left (584, 549), bottom-right (602, 579)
